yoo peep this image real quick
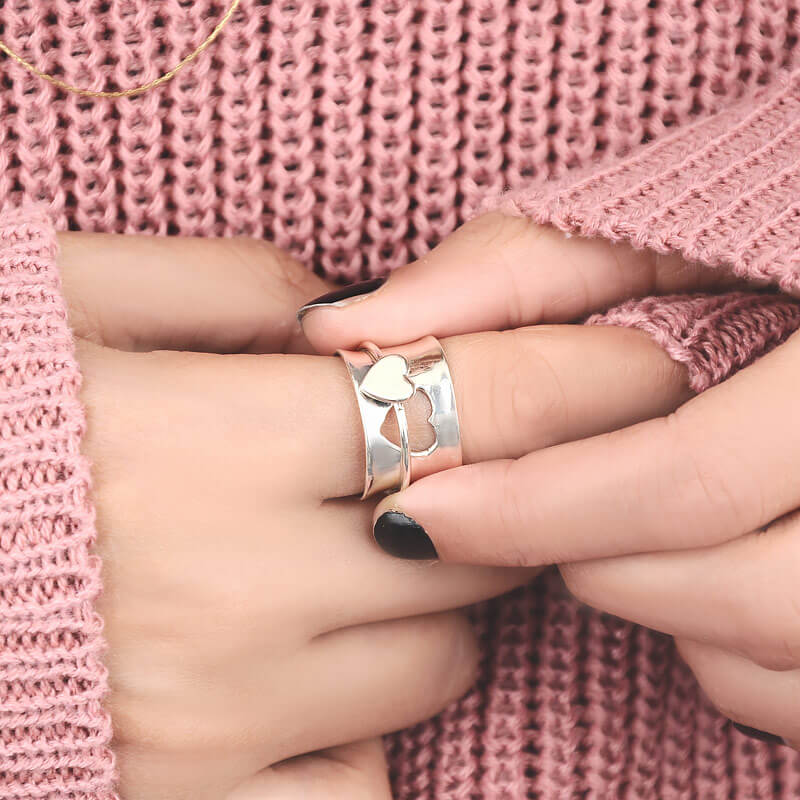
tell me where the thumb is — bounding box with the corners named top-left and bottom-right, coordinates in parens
top-left (60, 231), bottom-right (333, 354)
top-left (297, 211), bottom-right (737, 355)
top-left (228, 739), bottom-right (393, 800)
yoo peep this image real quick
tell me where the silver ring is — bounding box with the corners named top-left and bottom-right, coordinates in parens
top-left (337, 335), bottom-right (462, 499)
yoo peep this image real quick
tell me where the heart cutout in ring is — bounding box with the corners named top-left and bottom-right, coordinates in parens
top-left (360, 354), bottom-right (415, 403)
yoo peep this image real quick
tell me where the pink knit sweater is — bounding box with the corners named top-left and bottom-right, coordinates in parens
top-left (3, 2), bottom-right (800, 798)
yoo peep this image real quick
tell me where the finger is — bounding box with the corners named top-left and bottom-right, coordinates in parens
top-left (560, 510), bottom-right (800, 672)
top-left (272, 612), bottom-right (478, 763)
top-left (293, 324), bottom-right (688, 500)
top-left (84, 341), bottom-right (541, 638)
top-left (306, 499), bottom-right (539, 632)
top-left (441, 324), bottom-right (689, 465)
top-left (229, 739), bottom-right (391, 800)
top-left (372, 329), bottom-right (800, 565)
top-left (59, 232), bottom-right (332, 353)
top-left (120, 323), bottom-right (685, 502)
top-left (676, 639), bottom-right (796, 747)
top-left (298, 211), bottom-right (737, 355)
top-left (95, 317), bottom-right (686, 505)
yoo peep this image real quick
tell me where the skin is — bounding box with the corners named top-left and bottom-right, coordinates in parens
top-left (62, 231), bottom-right (681, 798)
top-left (301, 211), bottom-right (800, 748)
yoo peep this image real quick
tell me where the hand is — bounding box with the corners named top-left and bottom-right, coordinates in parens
top-left (62, 225), bottom-right (696, 798)
top-left (298, 211), bottom-right (800, 747)
top-left (63, 232), bottom-right (534, 799)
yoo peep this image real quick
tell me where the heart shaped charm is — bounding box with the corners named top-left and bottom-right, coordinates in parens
top-left (359, 354), bottom-right (415, 403)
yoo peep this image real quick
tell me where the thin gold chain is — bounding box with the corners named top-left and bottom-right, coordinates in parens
top-left (0, 0), bottom-right (241, 99)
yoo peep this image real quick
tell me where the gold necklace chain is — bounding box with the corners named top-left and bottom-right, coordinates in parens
top-left (0, 0), bottom-right (240, 99)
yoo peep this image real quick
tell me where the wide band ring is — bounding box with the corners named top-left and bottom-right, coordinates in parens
top-left (337, 335), bottom-right (462, 499)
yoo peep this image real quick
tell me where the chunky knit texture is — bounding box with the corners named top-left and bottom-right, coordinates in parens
top-left (3, 2), bottom-right (800, 798)
top-left (0, 209), bottom-right (113, 799)
top-left (490, 70), bottom-right (800, 295)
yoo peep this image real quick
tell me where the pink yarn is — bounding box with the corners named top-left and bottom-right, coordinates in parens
top-left (590, 292), bottom-right (800, 393)
top-left (491, 71), bottom-right (800, 293)
top-left (0, 209), bottom-right (114, 798)
top-left (2, 2), bottom-right (800, 797)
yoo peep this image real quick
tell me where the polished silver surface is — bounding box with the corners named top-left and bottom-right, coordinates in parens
top-left (337, 335), bottom-right (462, 499)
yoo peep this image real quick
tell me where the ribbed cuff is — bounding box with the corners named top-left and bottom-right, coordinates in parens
top-left (0, 207), bottom-right (115, 799)
top-left (483, 69), bottom-right (800, 294)
top-left (589, 291), bottom-right (800, 393)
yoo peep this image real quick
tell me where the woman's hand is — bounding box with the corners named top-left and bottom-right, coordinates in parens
top-left (62, 233), bottom-right (523, 800)
top-left (298, 211), bottom-right (800, 747)
top-left (62, 227), bottom-right (688, 798)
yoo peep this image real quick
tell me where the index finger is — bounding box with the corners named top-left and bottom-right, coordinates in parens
top-left (298, 212), bottom-right (736, 355)
top-left (372, 329), bottom-right (800, 564)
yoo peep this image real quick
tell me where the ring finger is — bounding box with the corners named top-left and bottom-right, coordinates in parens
top-left (299, 324), bottom-right (691, 500)
top-left (560, 510), bottom-right (800, 672)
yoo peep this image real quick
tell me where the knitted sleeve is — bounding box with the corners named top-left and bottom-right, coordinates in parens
top-left (0, 208), bottom-right (115, 799)
top-left (483, 68), bottom-right (800, 392)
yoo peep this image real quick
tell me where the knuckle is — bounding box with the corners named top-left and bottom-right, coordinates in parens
top-left (435, 615), bottom-right (480, 704)
top-left (708, 696), bottom-right (747, 728)
top-left (496, 459), bottom-right (541, 566)
top-left (490, 328), bottom-right (567, 455)
top-left (678, 638), bottom-right (793, 741)
top-left (660, 410), bottom-right (745, 546)
top-left (498, 255), bottom-right (529, 330)
top-left (269, 243), bottom-right (314, 293)
top-left (751, 598), bottom-right (800, 672)
top-left (460, 210), bottom-right (546, 253)
top-left (457, 213), bottom-right (546, 327)
top-left (223, 236), bottom-right (315, 299)
top-left (732, 596), bottom-right (800, 671)
top-left (747, 641), bottom-right (800, 672)
top-left (409, 614), bottom-right (479, 718)
top-left (677, 645), bottom-right (741, 723)
top-left (225, 758), bottom-right (377, 800)
top-left (560, 562), bottom-right (601, 608)
top-left (731, 521), bottom-right (800, 671)
top-left (67, 295), bottom-right (106, 345)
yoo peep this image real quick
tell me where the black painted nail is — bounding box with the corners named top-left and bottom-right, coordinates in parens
top-left (374, 511), bottom-right (438, 560)
top-left (732, 722), bottom-right (787, 746)
top-left (297, 277), bottom-right (386, 322)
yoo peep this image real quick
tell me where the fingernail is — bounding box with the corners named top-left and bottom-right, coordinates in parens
top-left (732, 722), bottom-right (787, 746)
top-left (374, 511), bottom-right (438, 560)
top-left (297, 277), bottom-right (386, 322)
